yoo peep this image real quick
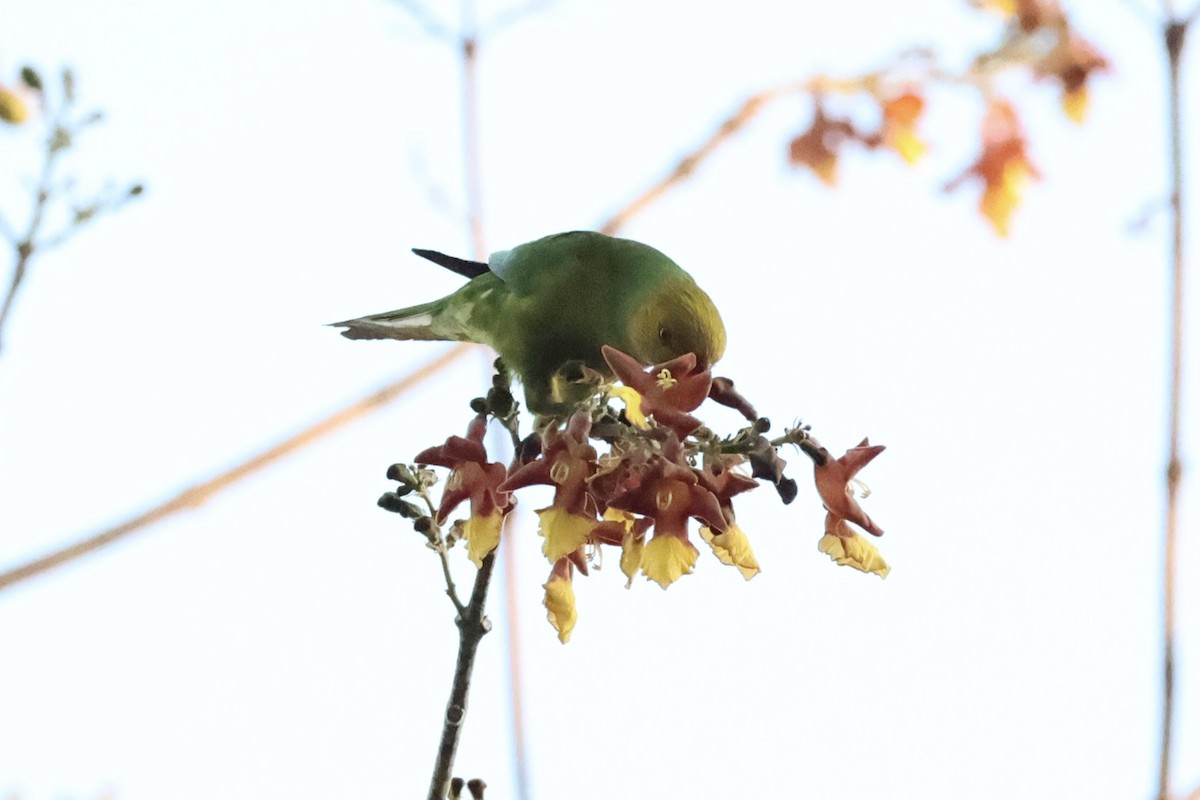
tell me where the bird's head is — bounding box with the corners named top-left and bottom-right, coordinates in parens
top-left (628, 277), bottom-right (727, 371)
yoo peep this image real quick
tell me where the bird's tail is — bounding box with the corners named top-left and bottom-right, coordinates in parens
top-left (330, 299), bottom-right (455, 341)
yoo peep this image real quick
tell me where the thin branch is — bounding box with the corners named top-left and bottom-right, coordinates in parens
top-left (394, 0), bottom-right (455, 40)
top-left (598, 76), bottom-right (879, 234)
top-left (484, 0), bottom-right (559, 36)
top-left (435, 538), bottom-right (468, 616)
top-left (0, 76), bottom-right (143, 356)
top-left (427, 549), bottom-right (498, 800)
top-left (455, 9), bottom-right (532, 798)
top-left (0, 210), bottom-right (16, 243)
top-left (417, 486), bottom-right (468, 615)
top-left (1111, 0), bottom-right (1164, 26)
top-left (461, 33), bottom-right (485, 262)
top-left (0, 343), bottom-right (475, 593)
top-left (0, 116), bottom-right (66, 353)
top-left (599, 88), bottom-right (786, 235)
top-left (1157, 12), bottom-right (1188, 800)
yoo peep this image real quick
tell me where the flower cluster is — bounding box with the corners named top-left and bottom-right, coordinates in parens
top-left (381, 349), bottom-right (889, 643)
top-left (788, 91), bottom-right (928, 186)
top-left (782, 0), bottom-right (1107, 236)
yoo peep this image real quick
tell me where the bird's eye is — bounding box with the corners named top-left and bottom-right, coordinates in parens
top-left (658, 325), bottom-right (671, 342)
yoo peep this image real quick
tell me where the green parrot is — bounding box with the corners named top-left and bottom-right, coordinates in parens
top-left (332, 231), bottom-right (727, 415)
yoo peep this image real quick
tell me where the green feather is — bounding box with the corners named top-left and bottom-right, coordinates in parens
top-left (333, 231), bottom-right (726, 415)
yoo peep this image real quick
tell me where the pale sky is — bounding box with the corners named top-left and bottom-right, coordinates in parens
top-left (1, 0), bottom-right (1197, 798)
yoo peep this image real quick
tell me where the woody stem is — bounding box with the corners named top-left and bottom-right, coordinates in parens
top-left (426, 549), bottom-right (498, 800)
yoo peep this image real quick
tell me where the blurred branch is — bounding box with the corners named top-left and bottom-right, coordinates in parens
top-left (0, 66), bottom-right (143, 355)
top-left (408, 2), bottom-right (532, 794)
top-left (597, 66), bottom-right (955, 234)
top-left (600, 88), bottom-right (785, 235)
top-left (484, 0), bottom-right (558, 35)
top-left (0, 343), bottom-right (474, 593)
top-left (1157, 8), bottom-right (1189, 800)
top-left (394, 0), bottom-right (455, 40)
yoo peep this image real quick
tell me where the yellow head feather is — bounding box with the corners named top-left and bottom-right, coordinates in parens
top-left (628, 278), bottom-right (726, 369)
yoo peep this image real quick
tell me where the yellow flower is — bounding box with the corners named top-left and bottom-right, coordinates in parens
top-left (640, 534), bottom-right (698, 589)
top-left (536, 506), bottom-right (596, 562)
top-left (1061, 86), bottom-right (1088, 124)
top-left (700, 523), bottom-right (760, 580)
top-left (464, 510), bottom-right (503, 567)
top-left (881, 92), bottom-right (926, 166)
top-left (818, 530), bottom-right (890, 578)
top-left (620, 535), bottom-right (644, 587)
top-left (609, 385), bottom-right (648, 429)
top-left (543, 562), bottom-right (577, 643)
top-left (979, 158), bottom-right (1032, 238)
top-left (0, 85), bottom-right (30, 125)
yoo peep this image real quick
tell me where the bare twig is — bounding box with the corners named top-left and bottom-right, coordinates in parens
top-left (417, 486), bottom-right (468, 615)
top-left (1158, 11), bottom-right (1188, 800)
top-left (0, 343), bottom-right (475, 593)
top-left (0, 73), bottom-right (143, 355)
top-left (597, 76), bottom-right (891, 234)
top-left (0, 115), bottom-right (64, 352)
top-left (484, 0), bottom-right (559, 35)
top-left (455, 11), bottom-right (532, 797)
top-left (461, 35), bottom-right (486, 263)
top-left (599, 89), bottom-right (786, 235)
top-left (394, 0), bottom-right (455, 40)
top-left (427, 550), bottom-right (498, 800)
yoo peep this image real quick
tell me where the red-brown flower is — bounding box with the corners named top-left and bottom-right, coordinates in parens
top-left (500, 411), bottom-right (597, 515)
top-left (500, 411), bottom-right (602, 563)
top-left (602, 344), bottom-right (713, 437)
top-left (697, 456), bottom-right (762, 579)
top-left (787, 102), bottom-right (865, 186)
top-left (813, 437), bottom-right (885, 537)
top-left (1035, 32), bottom-right (1109, 123)
top-left (606, 440), bottom-right (726, 588)
top-left (414, 414), bottom-right (511, 566)
top-left (945, 100), bottom-right (1041, 236)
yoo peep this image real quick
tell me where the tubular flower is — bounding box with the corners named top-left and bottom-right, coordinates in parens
top-left (543, 558), bottom-right (578, 644)
top-left (501, 411), bottom-right (597, 514)
top-left (813, 437), bottom-right (886, 537)
top-left (588, 507), bottom-right (652, 588)
top-left (698, 458), bottom-right (761, 580)
top-left (534, 507), bottom-right (597, 563)
top-left (500, 411), bottom-right (601, 562)
top-left (880, 91), bottom-right (926, 165)
top-left (641, 534), bottom-right (699, 589)
top-left (414, 415), bottom-right (511, 567)
top-left (700, 524), bottom-right (759, 580)
top-left (606, 443), bottom-right (726, 589)
top-left (787, 102), bottom-right (864, 186)
top-left (602, 345), bottom-right (713, 437)
top-left (1035, 32), bottom-right (1109, 123)
top-left (819, 514), bottom-right (890, 578)
top-left (945, 100), bottom-right (1041, 237)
